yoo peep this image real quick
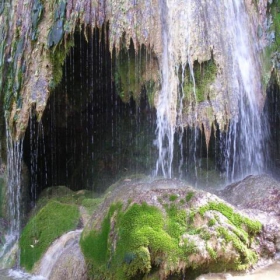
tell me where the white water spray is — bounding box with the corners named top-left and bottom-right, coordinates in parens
top-left (223, 0), bottom-right (266, 181)
top-left (155, 0), bottom-right (175, 178)
top-left (0, 120), bottom-right (23, 265)
top-left (155, 0), bottom-right (267, 181)
top-left (6, 131), bottom-right (23, 239)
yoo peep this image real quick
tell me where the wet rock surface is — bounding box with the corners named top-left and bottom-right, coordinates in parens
top-left (218, 174), bottom-right (280, 214)
top-left (218, 174), bottom-right (280, 259)
top-left (34, 230), bottom-right (87, 280)
top-left (80, 177), bottom-right (267, 279)
top-left (48, 243), bottom-right (87, 280)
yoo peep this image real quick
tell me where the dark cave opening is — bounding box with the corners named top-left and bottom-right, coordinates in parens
top-left (23, 26), bottom-right (157, 200)
top-left (21, 27), bottom-right (280, 203)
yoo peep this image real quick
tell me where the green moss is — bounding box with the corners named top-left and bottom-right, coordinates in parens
top-left (217, 227), bottom-right (258, 270)
top-left (200, 228), bottom-right (211, 241)
top-left (180, 199), bottom-right (185, 204)
top-left (81, 202), bottom-right (197, 279)
top-left (145, 80), bottom-right (156, 107)
top-left (261, 0), bottom-right (280, 87)
top-left (19, 200), bottom-right (79, 271)
top-left (183, 58), bottom-right (217, 103)
top-left (49, 37), bottom-right (74, 88)
top-left (33, 186), bottom-right (102, 218)
top-left (114, 41), bottom-right (143, 103)
top-left (169, 194), bottom-right (178, 201)
top-left (188, 210), bottom-right (196, 224)
top-left (199, 202), bottom-right (262, 235)
top-left (114, 40), bottom-right (157, 105)
top-left (198, 202), bottom-right (260, 270)
top-left (165, 204), bottom-right (187, 238)
top-left (185, 191), bottom-right (194, 202)
top-left (206, 243), bottom-right (217, 260)
top-left (80, 196), bottom-right (264, 278)
top-left (270, 0), bottom-right (280, 49)
top-left (81, 197), bottom-right (104, 215)
top-left (208, 218), bottom-right (216, 227)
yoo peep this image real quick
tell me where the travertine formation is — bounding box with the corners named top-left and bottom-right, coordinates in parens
top-left (0, 0), bottom-right (275, 142)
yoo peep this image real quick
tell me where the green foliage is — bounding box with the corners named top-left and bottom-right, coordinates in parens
top-left (270, 0), bottom-right (280, 49)
top-left (199, 202), bottom-right (262, 235)
top-left (2, 35), bottom-right (25, 111)
top-left (81, 198), bottom-right (104, 214)
top-left (169, 194), bottom-right (178, 201)
top-left (217, 227), bottom-right (258, 270)
top-left (80, 202), bottom-right (198, 279)
top-left (199, 201), bottom-right (261, 270)
top-left (208, 218), bottom-right (216, 227)
top-left (145, 80), bottom-right (156, 107)
top-left (165, 204), bottom-right (187, 239)
top-left (183, 59), bottom-right (217, 103)
top-left (114, 41), bottom-right (157, 105)
top-left (200, 228), bottom-right (211, 241)
top-left (19, 201), bottom-right (79, 271)
top-left (114, 43), bottom-right (144, 103)
top-left (262, 0), bottom-right (280, 87)
top-left (185, 191), bottom-right (194, 202)
top-left (49, 37), bottom-right (74, 88)
top-left (206, 243), bottom-right (217, 260)
top-left (33, 186), bottom-right (103, 217)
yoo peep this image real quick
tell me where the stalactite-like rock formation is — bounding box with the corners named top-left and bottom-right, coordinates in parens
top-left (0, 0), bottom-right (277, 144)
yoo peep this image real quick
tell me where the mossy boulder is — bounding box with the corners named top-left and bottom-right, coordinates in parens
top-left (80, 178), bottom-right (263, 279)
top-left (19, 200), bottom-right (80, 271)
top-left (18, 185), bottom-right (104, 272)
top-left (218, 174), bottom-right (280, 258)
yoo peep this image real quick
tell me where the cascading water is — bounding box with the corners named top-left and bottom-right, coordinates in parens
top-left (155, 0), bottom-right (175, 178)
top-left (223, 0), bottom-right (267, 181)
top-left (0, 120), bottom-right (23, 264)
top-left (155, 0), bottom-right (267, 182)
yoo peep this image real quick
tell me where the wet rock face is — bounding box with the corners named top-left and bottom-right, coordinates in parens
top-left (218, 174), bottom-right (280, 214)
top-left (80, 178), bottom-right (263, 279)
top-left (218, 174), bottom-right (280, 258)
top-left (48, 243), bottom-right (87, 280)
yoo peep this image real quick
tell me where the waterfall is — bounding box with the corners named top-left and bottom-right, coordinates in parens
top-left (155, 0), bottom-right (267, 182)
top-left (6, 129), bottom-right (23, 239)
top-left (0, 120), bottom-right (23, 264)
top-left (223, 0), bottom-right (267, 181)
top-left (155, 0), bottom-right (176, 178)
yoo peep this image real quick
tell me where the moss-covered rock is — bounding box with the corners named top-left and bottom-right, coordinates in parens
top-left (114, 39), bottom-right (159, 105)
top-left (19, 200), bottom-right (80, 271)
top-left (17, 183), bottom-right (105, 272)
top-left (183, 58), bottom-right (217, 104)
top-left (80, 179), bottom-right (263, 279)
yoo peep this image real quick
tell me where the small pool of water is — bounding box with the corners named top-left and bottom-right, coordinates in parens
top-left (197, 261), bottom-right (280, 280)
top-left (1, 262), bottom-right (280, 280)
